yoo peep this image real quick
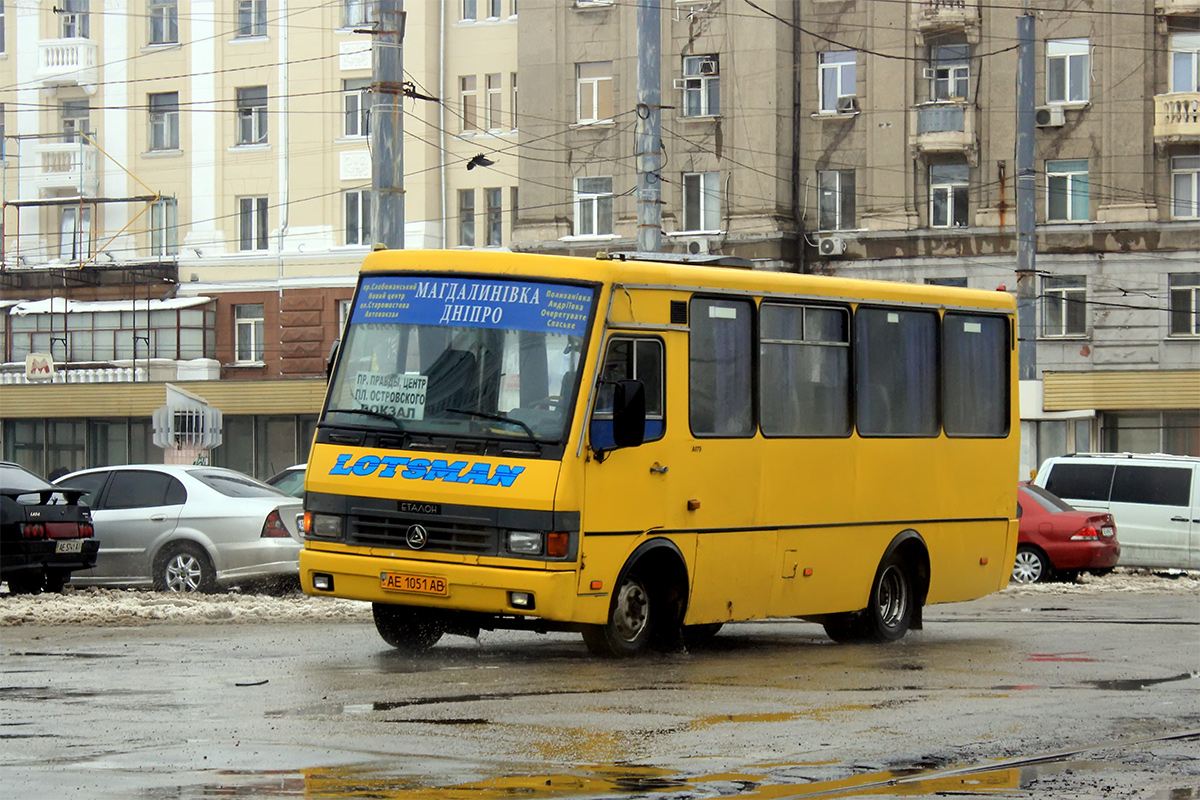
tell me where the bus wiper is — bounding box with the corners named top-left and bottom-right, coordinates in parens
top-left (446, 408), bottom-right (539, 444)
top-left (326, 407), bottom-right (405, 429)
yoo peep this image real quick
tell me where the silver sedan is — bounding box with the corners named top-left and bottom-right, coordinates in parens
top-left (54, 465), bottom-right (304, 593)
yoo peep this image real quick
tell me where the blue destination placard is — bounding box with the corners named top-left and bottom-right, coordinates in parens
top-left (351, 275), bottom-right (593, 337)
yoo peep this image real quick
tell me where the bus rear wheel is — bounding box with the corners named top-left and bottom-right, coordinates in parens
top-left (582, 571), bottom-right (655, 657)
top-left (862, 556), bottom-right (914, 642)
top-left (373, 603), bottom-right (445, 653)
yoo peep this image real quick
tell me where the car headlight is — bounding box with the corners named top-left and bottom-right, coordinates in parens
top-left (308, 513), bottom-right (343, 539)
top-left (506, 530), bottom-right (543, 555)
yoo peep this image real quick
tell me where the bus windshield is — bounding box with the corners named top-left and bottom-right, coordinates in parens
top-left (325, 275), bottom-right (596, 444)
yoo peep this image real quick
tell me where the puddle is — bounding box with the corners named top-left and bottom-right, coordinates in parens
top-left (1085, 672), bottom-right (1199, 691)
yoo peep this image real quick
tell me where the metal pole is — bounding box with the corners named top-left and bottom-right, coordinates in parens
top-left (372, 0), bottom-right (405, 250)
top-left (1015, 11), bottom-right (1037, 382)
top-left (636, 0), bottom-right (662, 253)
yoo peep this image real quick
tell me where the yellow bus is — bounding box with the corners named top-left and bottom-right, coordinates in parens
top-left (300, 249), bottom-right (1019, 656)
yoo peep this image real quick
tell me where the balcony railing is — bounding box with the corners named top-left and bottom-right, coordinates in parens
top-left (30, 141), bottom-right (100, 193)
top-left (1154, 92), bottom-right (1200, 144)
top-left (911, 0), bottom-right (979, 35)
top-left (35, 38), bottom-right (98, 93)
top-left (909, 102), bottom-right (976, 155)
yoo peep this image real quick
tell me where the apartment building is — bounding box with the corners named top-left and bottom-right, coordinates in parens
top-left (0, 0), bottom-right (520, 478)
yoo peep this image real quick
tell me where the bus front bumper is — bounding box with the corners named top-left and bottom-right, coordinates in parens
top-left (299, 547), bottom-right (590, 623)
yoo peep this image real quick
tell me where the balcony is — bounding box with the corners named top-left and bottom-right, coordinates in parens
top-left (1153, 93), bottom-right (1200, 145)
top-left (35, 39), bottom-right (99, 93)
top-left (909, 102), bottom-right (977, 157)
top-left (1155, 1), bottom-right (1200, 15)
top-left (30, 141), bottom-right (100, 194)
top-left (911, 0), bottom-right (980, 39)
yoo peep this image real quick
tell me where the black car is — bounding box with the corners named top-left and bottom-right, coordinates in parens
top-left (0, 462), bottom-right (100, 594)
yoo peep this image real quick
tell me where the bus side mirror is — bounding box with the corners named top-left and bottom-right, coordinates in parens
top-left (326, 339), bottom-right (340, 381)
top-left (611, 379), bottom-right (646, 449)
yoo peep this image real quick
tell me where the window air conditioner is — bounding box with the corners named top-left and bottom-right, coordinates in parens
top-left (682, 236), bottom-right (712, 255)
top-left (1035, 105), bottom-right (1065, 127)
top-left (698, 57), bottom-right (718, 76)
top-left (835, 96), bottom-right (860, 114)
top-left (818, 235), bottom-right (846, 256)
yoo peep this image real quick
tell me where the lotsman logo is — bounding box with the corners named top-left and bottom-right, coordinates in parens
top-left (327, 454), bottom-right (525, 487)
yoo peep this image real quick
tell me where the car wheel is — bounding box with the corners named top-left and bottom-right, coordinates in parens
top-left (1011, 546), bottom-right (1051, 584)
top-left (44, 570), bottom-right (68, 594)
top-left (5, 573), bottom-right (44, 595)
top-left (153, 542), bottom-right (216, 593)
top-left (860, 555), bottom-right (915, 643)
top-left (582, 570), bottom-right (655, 657)
top-left (372, 603), bottom-right (445, 653)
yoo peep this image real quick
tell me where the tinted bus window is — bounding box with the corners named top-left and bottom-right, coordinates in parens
top-left (690, 297), bottom-right (754, 437)
top-left (1111, 465), bottom-right (1192, 506)
top-left (759, 303), bottom-right (850, 437)
top-left (943, 313), bottom-right (1009, 437)
top-left (1044, 463), bottom-right (1114, 502)
top-left (855, 307), bottom-right (938, 437)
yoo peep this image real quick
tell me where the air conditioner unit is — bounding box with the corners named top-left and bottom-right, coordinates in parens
top-left (818, 235), bottom-right (846, 256)
top-left (835, 96), bottom-right (860, 114)
top-left (1035, 105), bottom-right (1065, 128)
top-left (682, 236), bottom-right (712, 255)
top-left (698, 57), bottom-right (718, 76)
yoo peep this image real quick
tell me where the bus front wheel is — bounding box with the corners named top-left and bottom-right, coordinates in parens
top-left (373, 603), bottom-right (445, 653)
top-left (582, 571), bottom-right (654, 657)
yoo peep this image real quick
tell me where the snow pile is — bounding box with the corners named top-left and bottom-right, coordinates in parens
top-left (1001, 567), bottom-right (1200, 596)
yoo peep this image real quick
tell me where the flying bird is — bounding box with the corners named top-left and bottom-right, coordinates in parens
top-left (466, 153), bottom-right (495, 170)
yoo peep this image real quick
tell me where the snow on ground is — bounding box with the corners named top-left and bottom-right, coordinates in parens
top-left (0, 568), bottom-right (1196, 628)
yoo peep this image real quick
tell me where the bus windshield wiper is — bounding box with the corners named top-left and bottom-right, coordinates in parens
top-left (326, 407), bottom-right (406, 429)
top-left (446, 408), bottom-right (539, 443)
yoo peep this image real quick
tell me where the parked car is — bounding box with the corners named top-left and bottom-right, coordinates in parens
top-left (265, 463), bottom-right (306, 498)
top-left (1, 462), bottom-right (99, 594)
top-left (1033, 453), bottom-right (1199, 569)
top-left (54, 465), bottom-right (304, 593)
top-left (1013, 483), bottom-right (1120, 584)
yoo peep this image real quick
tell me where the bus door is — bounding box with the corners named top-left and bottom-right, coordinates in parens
top-left (580, 333), bottom-right (687, 583)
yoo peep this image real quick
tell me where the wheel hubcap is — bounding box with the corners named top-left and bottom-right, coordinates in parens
top-left (612, 580), bottom-right (649, 642)
top-left (1012, 551), bottom-right (1042, 584)
top-left (165, 555), bottom-right (202, 593)
top-left (876, 566), bottom-right (909, 629)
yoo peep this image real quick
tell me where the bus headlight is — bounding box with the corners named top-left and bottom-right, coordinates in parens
top-left (506, 530), bottom-right (543, 555)
top-left (309, 513), bottom-right (344, 539)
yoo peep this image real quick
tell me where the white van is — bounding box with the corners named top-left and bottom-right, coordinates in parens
top-left (1032, 453), bottom-right (1200, 570)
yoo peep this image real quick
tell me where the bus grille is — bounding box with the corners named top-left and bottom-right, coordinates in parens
top-left (348, 511), bottom-right (496, 555)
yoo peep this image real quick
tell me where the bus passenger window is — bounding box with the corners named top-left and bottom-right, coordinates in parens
top-left (690, 298), bottom-right (754, 437)
top-left (855, 307), bottom-right (939, 437)
top-left (943, 313), bottom-right (1009, 437)
top-left (760, 304), bottom-right (850, 437)
top-left (593, 337), bottom-right (664, 444)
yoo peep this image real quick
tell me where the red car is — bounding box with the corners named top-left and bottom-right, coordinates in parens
top-left (1013, 483), bottom-right (1120, 584)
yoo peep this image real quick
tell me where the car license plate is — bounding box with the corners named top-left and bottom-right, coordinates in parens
top-left (380, 572), bottom-right (447, 596)
top-left (55, 540), bottom-right (84, 554)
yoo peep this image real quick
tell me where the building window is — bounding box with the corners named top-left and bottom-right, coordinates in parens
top-left (1041, 275), bottom-right (1087, 337)
top-left (485, 187), bottom-right (502, 246)
top-left (817, 169), bottom-right (855, 231)
top-left (487, 0), bottom-right (501, 18)
top-left (0, 1), bottom-right (5, 55)
top-left (62, 99), bottom-right (90, 143)
top-left (576, 62), bottom-right (613, 124)
top-left (148, 92), bottom-right (180, 151)
top-left (461, 0), bottom-right (475, 21)
top-left (238, 196), bottom-right (269, 251)
top-left (61, 0), bottom-right (89, 38)
top-left (150, 197), bottom-right (178, 256)
top-left (237, 0), bottom-right (266, 37)
top-left (681, 54), bottom-right (719, 117)
top-left (486, 73), bottom-right (502, 131)
top-left (460, 75), bottom-right (477, 131)
top-left (1169, 274), bottom-right (1200, 337)
top-left (574, 176), bottom-right (613, 236)
top-left (236, 86), bottom-right (268, 145)
top-left (925, 277), bottom-right (968, 288)
top-left (1047, 38), bottom-right (1089, 104)
top-left (682, 172), bottom-right (720, 232)
top-left (819, 51), bottom-right (856, 113)
top-left (345, 189), bottom-right (371, 246)
top-left (510, 186), bottom-right (519, 233)
top-left (338, 299), bottom-right (352, 331)
top-left (60, 206), bottom-right (92, 261)
top-left (1172, 155), bottom-right (1199, 220)
top-left (930, 163), bottom-right (969, 228)
top-left (458, 189), bottom-right (475, 247)
top-left (1170, 33), bottom-right (1200, 93)
top-left (343, 79), bottom-right (371, 137)
top-left (1046, 158), bottom-right (1088, 221)
top-left (510, 72), bottom-right (519, 129)
top-left (148, 0), bottom-right (178, 45)
top-left (929, 44), bottom-right (969, 101)
top-left (234, 304), bottom-right (265, 364)
top-left (343, 0), bottom-right (376, 28)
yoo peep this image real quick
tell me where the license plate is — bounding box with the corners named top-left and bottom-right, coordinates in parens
top-left (380, 572), bottom-right (448, 596)
top-left (55, 540), bottom-right (84, 554)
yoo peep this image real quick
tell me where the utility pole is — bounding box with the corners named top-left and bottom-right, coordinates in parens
top-left (636, 0), bottom-right (663, 252)
top-left (1015, 10), bottom-right (1037, 381)
top-left (372, 0), bottom-right (405, 250)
